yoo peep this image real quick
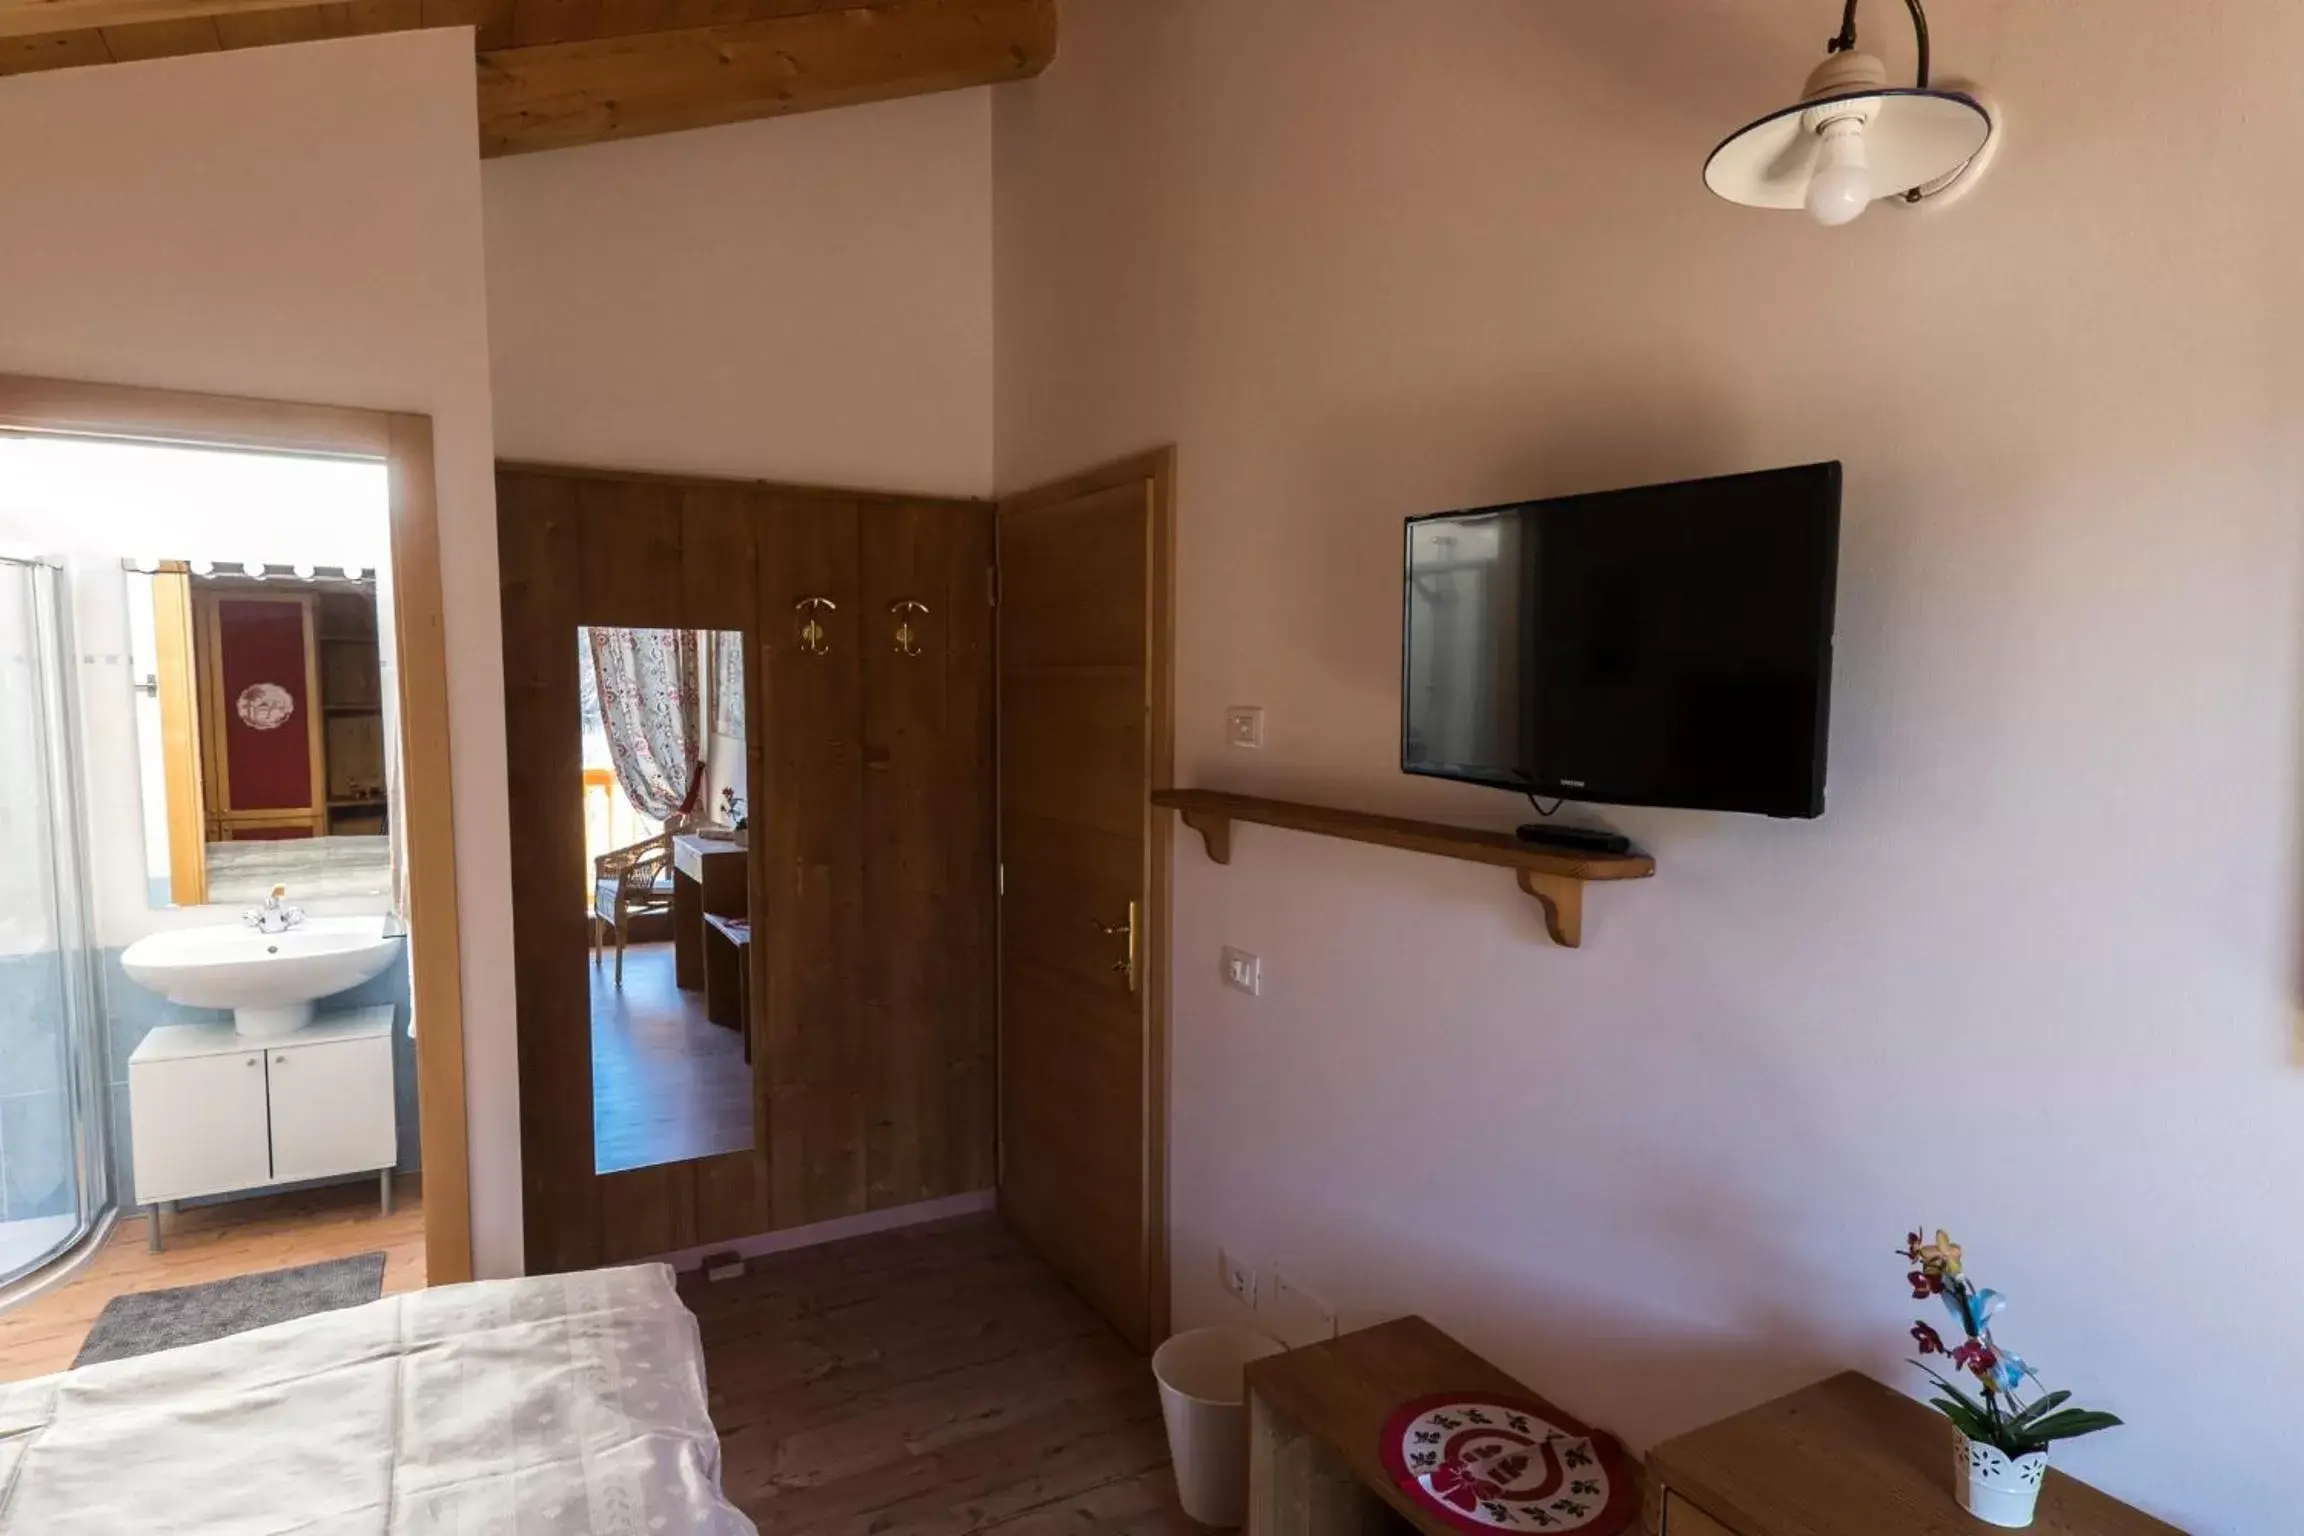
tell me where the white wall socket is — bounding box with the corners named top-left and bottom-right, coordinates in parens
top-left (1218, 1247), bottom-right (1258, 1308)
top-left (1225, 705), bottom-right (1266, 748)
top-left (1221, 947), bottom-right (1261, 996)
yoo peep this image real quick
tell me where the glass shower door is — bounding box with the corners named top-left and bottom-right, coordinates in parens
top-left (0, 556), bottom-right (105, 1288)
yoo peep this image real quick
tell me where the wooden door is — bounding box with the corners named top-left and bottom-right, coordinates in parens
top-left (996, 449), bottom-right (1174, 1352)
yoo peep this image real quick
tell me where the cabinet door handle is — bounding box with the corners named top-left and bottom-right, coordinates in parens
top-left (274, 1054), bottom-right (287, 1065)
top-left (245, 1057), bottom-right (258, 1068)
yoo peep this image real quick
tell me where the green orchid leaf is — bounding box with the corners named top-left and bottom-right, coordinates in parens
top-left (1931, 1399), bottom-right (1998, 1444)
top-left (1917, 1365), bottom-right (1997, 1427)
top-left (2010, 1390), bottom-right (2072, 1427)
top-left (2023, 1410), bottom-right (2124, 1444)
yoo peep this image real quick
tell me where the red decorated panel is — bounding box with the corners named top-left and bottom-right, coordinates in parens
top-left (215, 599), bottom-right (314, 818)
top-left (1379, 1393), bottom-right (1637, 1536)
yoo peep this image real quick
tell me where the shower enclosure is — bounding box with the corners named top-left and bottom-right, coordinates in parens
top-left (0, 555), bottom-right (108, 1288)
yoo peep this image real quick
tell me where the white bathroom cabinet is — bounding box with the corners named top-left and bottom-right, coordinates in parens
top-left (128, 1005), bottom-right (396, 1248)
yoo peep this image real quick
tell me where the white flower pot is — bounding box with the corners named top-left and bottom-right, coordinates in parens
top-left (1956, 1436), bottom-right (2048, 1528)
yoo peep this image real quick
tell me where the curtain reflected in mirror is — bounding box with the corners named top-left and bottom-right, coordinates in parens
top-left (583, 626), bottom-right (755, 1176)
top-left (125, 562), bottom-right (391, 909)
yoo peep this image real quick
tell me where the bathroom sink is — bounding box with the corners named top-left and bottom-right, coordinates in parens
top-left (121, 916), bottom-right (402, 1039)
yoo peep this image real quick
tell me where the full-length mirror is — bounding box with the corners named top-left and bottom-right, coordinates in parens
top-left (583, 626), bottom-right (754, 1175)
top-left (126, 561), bottom-right (391, 908)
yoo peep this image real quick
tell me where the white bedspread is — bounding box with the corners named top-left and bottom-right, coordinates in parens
top-left (0, 1263), bottom-right (757, 1535)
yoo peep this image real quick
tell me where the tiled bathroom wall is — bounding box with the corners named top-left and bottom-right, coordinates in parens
top-left (101, 946), bottom-right (419, 1211)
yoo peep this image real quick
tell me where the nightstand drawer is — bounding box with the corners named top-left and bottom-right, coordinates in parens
top-left (1661, 1492), bottom-right (1740, 1536)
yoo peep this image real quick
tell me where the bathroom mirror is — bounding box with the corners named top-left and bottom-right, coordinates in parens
top-left (582, 626), bottom-right (756, 1176)
top-left (125, 562), bottom-right (393, 908)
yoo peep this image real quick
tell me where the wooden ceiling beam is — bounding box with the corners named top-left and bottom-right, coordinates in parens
top-left (0, 0), bottom-right (304, 40)
top-left (475, 0), bottom-right (1054, 157)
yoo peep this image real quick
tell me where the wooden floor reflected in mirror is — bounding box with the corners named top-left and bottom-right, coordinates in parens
top-left (590, 941), bottom-right (751, 1175)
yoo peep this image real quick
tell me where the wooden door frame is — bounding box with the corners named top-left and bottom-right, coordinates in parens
top-left (149, 566), bottom-right (210, 905)
top-left (0, 372), bottom-right (475, 1284)
top-left (995, 445), bottom-right (1176, 1345)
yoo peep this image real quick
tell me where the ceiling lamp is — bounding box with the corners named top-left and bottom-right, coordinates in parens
top-left (1705, 0), bottom-right (1995, 227)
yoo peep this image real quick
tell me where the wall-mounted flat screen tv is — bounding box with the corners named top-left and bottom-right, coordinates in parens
top-left (1402, 462), bottom-right (1840, 818)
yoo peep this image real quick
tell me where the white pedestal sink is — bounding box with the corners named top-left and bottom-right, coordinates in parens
top-left (121, 916), bottom-right (403, 1038)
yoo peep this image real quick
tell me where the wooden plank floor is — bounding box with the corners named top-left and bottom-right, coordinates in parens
top-left (0, 1174), bottom-right (424, 1382)
top-left (684, 1213), bottom-right (1196, 1536)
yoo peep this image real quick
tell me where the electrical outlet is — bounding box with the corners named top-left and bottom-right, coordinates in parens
top-left (1218, 1247), bottom-right (1259, 1308)
top-left (1225, 705), bottom-right (1266, 749)
top-left (1221, 947), bottom-right (1261, 996)
top-left (1269, 1267), bottom-right (1339, 1343)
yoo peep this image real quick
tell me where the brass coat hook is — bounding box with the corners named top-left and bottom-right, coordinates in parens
top-left (796, 596), bottom-right (837, 656)
top-left (890, 599), bottom-right (930, 658)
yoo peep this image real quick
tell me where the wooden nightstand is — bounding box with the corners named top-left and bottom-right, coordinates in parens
top-left (1645, 1373), bottom-right (2180, 1536)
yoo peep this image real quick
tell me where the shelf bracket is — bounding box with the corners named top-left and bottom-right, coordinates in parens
top-left (1177, 807), bottom-right (1233, 864)
top-left (1515, 869), bottom-right (1583, 949)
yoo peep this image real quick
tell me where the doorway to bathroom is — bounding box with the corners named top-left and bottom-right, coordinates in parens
top-left (0, 376), bottom-right (469, 1377)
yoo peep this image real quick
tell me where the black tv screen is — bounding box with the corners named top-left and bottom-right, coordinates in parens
top-left (1401, 462), bottom-right (1840, 818)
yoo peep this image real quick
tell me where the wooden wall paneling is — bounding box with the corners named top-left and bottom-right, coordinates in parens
top-left (859, 501), bottom-right (935, 1208)
top-left (496, 468), bottom-right (603, 1274)
top-left (691, 1148), bottom-right (769, 1246)
top-left (758, 492), bottom-right (867, 1229)
top-left (681, 482), bottom-right (776, 1246)
top-left (498, 460), bottom-right (998, 1271)
top-left (858, 499), bottom-right (996, 1208)
top-left (577, 474), bottom-right (684, 627)
top-left (575, 468), bottom-right (695, 1263)
top-left (598, 1163), bottom-right (697, 1262)
top-left (946, 503), bottom-right (998, 1194)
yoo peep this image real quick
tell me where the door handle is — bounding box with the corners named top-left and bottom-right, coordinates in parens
top-left (795, 596), bottom-right (837, 657)
top-left (1092, 900), bottom-right (1139, 994)
top-left (889, 599), bottom-right (930, 658)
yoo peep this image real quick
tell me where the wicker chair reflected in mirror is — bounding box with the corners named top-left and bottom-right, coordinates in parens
top-left (591, 818), bottom-right (690, 987)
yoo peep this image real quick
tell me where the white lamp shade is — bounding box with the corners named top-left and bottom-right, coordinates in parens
top-left (1706, 88), bottom-right (1991, 210)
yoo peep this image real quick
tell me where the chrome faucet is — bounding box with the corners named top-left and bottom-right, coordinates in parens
top-left (243, 885), bottom-right (305, 935)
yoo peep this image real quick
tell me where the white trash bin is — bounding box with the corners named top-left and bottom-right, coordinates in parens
top-left (1152, 1326), bottom-right (1285, 1527)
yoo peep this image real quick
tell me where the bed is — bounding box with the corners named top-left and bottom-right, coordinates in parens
top-left (0, 1263), bottom-right (757, 1534)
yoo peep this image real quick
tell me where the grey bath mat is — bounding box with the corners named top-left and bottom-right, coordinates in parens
top-left (73, 1252), bottom-right (387, 1368)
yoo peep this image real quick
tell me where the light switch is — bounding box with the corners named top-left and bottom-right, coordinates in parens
top-left (1221, 946), bottom-right (1261, 996)
top-left (1226, 705), bottom-right (1266, 748)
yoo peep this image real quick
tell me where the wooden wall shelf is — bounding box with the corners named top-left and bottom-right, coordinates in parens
top-left (1150, 789), bottom-right (1654, 948)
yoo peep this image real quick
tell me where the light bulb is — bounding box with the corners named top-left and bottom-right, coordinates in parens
top-left (1805, 116), bottom-right (1873, 226)
top-left (292, 563), bottom-right (316, 580)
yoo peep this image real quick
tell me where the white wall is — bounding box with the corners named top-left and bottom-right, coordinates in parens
top-left (483, 90), bottom-right (994, 495)
top-left (995, 3), bottom-right (2304, 1530)
top-left (0, 31), bottom-right (523, 1276)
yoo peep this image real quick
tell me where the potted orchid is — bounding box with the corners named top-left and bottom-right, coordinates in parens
top-left (1901, 1229), bottom-right (2121, 1528)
